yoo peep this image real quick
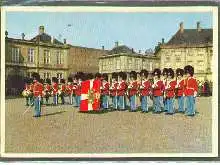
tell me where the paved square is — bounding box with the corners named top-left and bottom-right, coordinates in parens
top-left (5, 97), bottom-right (212, 153)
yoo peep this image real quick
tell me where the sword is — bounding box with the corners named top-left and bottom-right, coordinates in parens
top-left (23, 102), bottom-right (34, 115)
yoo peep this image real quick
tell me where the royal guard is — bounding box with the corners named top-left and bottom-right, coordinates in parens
top-left (66, 77), bottom-right (74, 105)
top-left (75, 72), bottom-right (83, 107)
top-left (32, 72), bottom-right (43, 117)
top-left (164, 68), bottom-right (177, 115)
top-left (117, 72), bottom-right (127, 111)
top-left (60, 79), bottom-right (66, 105)
top-left (23, 78), bottom-right (31, 106)
top-left (128, 71), bottom-right (139, 112)
top-left (80, 73), bottom-right (101, 112)
top-left (110, 72), bottom-right (118, 110)
top-left (139, 69), bottom-right (152, 113)
top-left (162, 68), bottom-right (168, 112)
top-left (44, 78), bottom-right (51, 105)
top-left (101, 73), bottom-right (110, 110)
top-left (175, 68), bottom-right (185, 113)
top-left (39, 79), bottom-right (45, 105)
top-left (184, 65), bottom-right (198, 116)
top-left (29, 78), bottom-right (34, 106)
top-left (152, 68), bottom-right (164, 113)
top-left (52, 77), bottom-right (59, 106)
top-left (72, 75), bottom-right (78, 107)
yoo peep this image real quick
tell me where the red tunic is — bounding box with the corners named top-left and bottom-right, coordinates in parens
top-left (184, 77), bottom-right (198, 96)
top-left (45, 84), bottom-right (51, 91)
top-left (66, 84), bottom-right (73, 95)
top-left (33, 82), bottom-right (43, 97)
top-left (165, 80), bottom-right (177, 98)
top-left (75, 82), bottom-right (82, 96)
top-left (117, 80), bottom-right (127, 96)
top-left (61, 84), bottom-right (66, 92)
top-left (140, 80), bottom-right (152, 96)
top-left (152, 80), bottom-right (164, 96)
top-left (176, 79), bottom-right (185, 96)
top-left (110, 82), bottom-right (118, 96)
top-left (52, 83), bottom-right (58, 95)
top-left (128, 81), bottom-right (139, 96)
top-left (101, 82), bottom-right (110, 95)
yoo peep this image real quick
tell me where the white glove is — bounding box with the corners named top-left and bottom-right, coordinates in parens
top-left (194, 91), bottom-right (197, 97)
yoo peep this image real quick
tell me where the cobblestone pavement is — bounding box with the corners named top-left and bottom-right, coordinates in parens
top-left (5, 96), bottom-right (212, 153)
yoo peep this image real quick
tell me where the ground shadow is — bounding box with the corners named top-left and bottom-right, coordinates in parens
top-left (78, 109), bottom-right (109, 114)
top-left (41, 111), bottom-right (66, 117)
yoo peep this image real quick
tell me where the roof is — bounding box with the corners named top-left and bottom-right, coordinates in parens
top-left (166, 29), bottom-right (212, 46)
top-left (31, 33), bottom-right (63, 45)
top-left (107, 45), bottom-right (136, 55)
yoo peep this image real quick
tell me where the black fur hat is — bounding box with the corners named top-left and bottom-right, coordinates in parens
top-left (60, 79), bottom-right (65, 84)
top-left (112, 72), bottom-right (118, 80)
top-left (184, 65), bottom-right (194, 76)
top-left (95, 72), bottom-right (102, 79)
top-left (130, 71), bottom-right (137, 80)
top-left (162, 68), bottom-right (168, 76)
top-left (176, 68), bottom-right (184, 77)
top-left (39, 78), bottom-right (44, 84)
top-left (87, 73), bottom-right (94, 80)
top-left (31, 72), bottom-right (40, 81)
top-left (140, 69), bottom-right (149, 78)
top-left (152, 68), bottom-right (161, 78)
top-left (68, 77), bottom-right (73, 83)
top-left (119, 71), bottom-right (127, 80)
top-left (102, 73), bottom-right (108, 81)
top-left (167, 68), bottom-right (174, 78)
top-left (52, 77), bottom-right (58, 83)
top-left (45, 78), bottom-right (51, 84)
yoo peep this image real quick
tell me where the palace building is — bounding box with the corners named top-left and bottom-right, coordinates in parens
top-left (156, 22), bottom-right (213, 81)
top-left (99, 42), bottom-right (160, 81)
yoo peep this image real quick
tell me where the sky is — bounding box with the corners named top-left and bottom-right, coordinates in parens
top-left (6, 12), bottom-right (212, 52)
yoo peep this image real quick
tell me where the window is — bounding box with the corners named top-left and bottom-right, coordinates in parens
top-left (44, 72), bottom-right (51, 79)
top-left (11, 47), bottom-right (20, 63)
top-left (28, 48), bottom-right (34, 63)
top-left (44, 50), bottom-right (50, 64)
top-left (150, 62), bottom-right (153, 71)
top-left (197, 60), bottom-right (204, 65)
top-left (56, 50), bottom-right (62, 64)
top-left (165, 57), bottom-right (170, 61)
top-left (176, 57), bottom-right (181, 62)
top-left (128, 59), bottom-right (132, 69)
top-left (198, 53), bottom-right (204, 56)
top-left (57, 73), bottom-right (63, 82)
top-left (135, 59), bottom-right (139, 70)
top-left (116, 59), bottom-right (120, 69)
top-left (27, 72), bottom-right (32, 78)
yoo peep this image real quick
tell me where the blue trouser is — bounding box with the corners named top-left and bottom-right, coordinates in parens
top-left (60, 95), bottom-right (65, 104)
top-left (167, 97), bottom-right (174, 114)
top-left (118, 96), bottom-right (125, 110)
top-left (112, 96), bottom-right (118, 109)
top-left (153, 96), bottom-right (161, 112)
top-left (75, 95), bottom-right (81, 107)
top-left (45, 96), bottom-right (49, 105)
top-left (53, 94), bottom-right (58, 105)
top-left (34, 97), bottom-right (41, 116)
top-left (141, 96), bottom-right (149, 112)
top-left (130, 95), bottom-right (137, 111)
top-left (102, 95), bottom-right (109, 109)
top-left (163, 98), bottom-right (168, 111)
top-left (186, 96), bottom-right (196, 115)
top-left (177, 96), bottom-right (184, 112)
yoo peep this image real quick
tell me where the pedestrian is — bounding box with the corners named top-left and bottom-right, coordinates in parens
top-left (117, 72), bottom-right (127, 111)
top-left (175, 68), bottom-right (185, 113)
top-left (152, 68), bottom-right (164, 113)
top-left (184, 65), bottom-right (198, 116)
top-left (128, 71), bottom-right (139, 112)
top-left (139, 69), bottom-right (152, 113)
top-left (110, 72), bottom-right (118, 110)
top-left (101, 73), bottom-right (110, 110)
top-left (164, 68), bottom-right (176, 115)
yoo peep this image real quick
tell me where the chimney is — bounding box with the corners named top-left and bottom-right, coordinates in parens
top-left (179, 22), bottom-right (184, 33)
top-left (139, 50), bottom-right (141, 54)
top-left (39, 25), bottom-right (45, 35)
top-left (51, 36), bottom-right (54, 43)
top-left (115, 41), bottom-right (119, 47)
top-left (162, 38), bottom-right (165, 44)
top-left (21, 33), bottom-right (25, 40)
top-left (102, 46), bottom-right (104, 50)
top-left (197, 21), bottom-right (201, 32)
top-left (131, 48), bottom-right (134, 53)
top-left (64, 38), bottom-right (66, 44)
top-left (5, 31), bottom-right (8, 38)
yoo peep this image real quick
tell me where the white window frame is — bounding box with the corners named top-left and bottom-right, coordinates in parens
top-left (11, 47), bottom-right (20, 63)
top-left (44, 50), bottom-right (50, 64)
top-left (56, 50), bottom-right (62, 64)
top-left (28, 48), bottom-right (35, 63)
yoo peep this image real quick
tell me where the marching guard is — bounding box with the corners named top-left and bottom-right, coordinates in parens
top-left (139, 69), bottom-right (152, 113)
top-left (101, 73), bottom-right (110, 110)
top-left (32, 72), bottom-right (43, 117)
top-left (117, 72), bottom-right (127, 111)
top-left (60, 79), bottom-right (66, 105)
top-left (184, 65), bottom-right (198, 116)
top-left (175, 68), bottom-right (185, 113)
top-left (66, 77), bottom-right (74, 105)
top-left (152, 68), bottom-right (164, 113)
top-left (110, 72), bottom-right (118, 110)
top-left (164, 68), bottom-right (176, 115)
top-left (75, 72), bottom-right (83, 107)
top-left (52, 77), bottom-right (59, 106)
top-left (162, 68), bottom-right (168, 112)
top-left (44, 78), bottom-right (51, 105)
top-left (128, 71), bottom-right (139, 112)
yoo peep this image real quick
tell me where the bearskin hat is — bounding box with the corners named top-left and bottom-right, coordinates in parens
top-left (176, 68), bottom-right (184, 77)
top-left (87, 73), bottom-right (94, 80)
top-left (60, 79), bottom-right (65, 84)
top-left (45, 78), bottom-right (51, 84)
top-left (152, 68), bottom-right (161, 78)
top-left (29, 78), bottom-right (33, 84)
top-left (95, 72), bottom-right (102, 79)
top-left (119, 71), bottom-right (127, 80)
top-left (112, 72), bottom-right (118, 80)
top-left (167, 68), bottom-right (174, 78)
top-left (39, 78), bottom-right (44, 84)
top-left (31, 72), bottom-right (40, 81)
top-left (140, 69), bottom-right (149, 78)
top-left (102, 73), bottom-right (108, 81)
top-left (68, 77), bottom-right (73, 83)
top-left (162, 68), bottom-right (168, 76)
top-left (130, 71), bottom-right (137, 80)
top-left (184, 65), bottom-right (194, 76)
top-left (52, 77), bottom-right (58, 83)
